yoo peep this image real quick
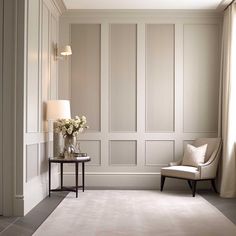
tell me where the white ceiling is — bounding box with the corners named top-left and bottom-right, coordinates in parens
top-left (63, 0), bottom-right (224, 10)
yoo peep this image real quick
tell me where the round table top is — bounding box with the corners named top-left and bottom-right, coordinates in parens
top-left (49, 156), bottom-right (91, 163)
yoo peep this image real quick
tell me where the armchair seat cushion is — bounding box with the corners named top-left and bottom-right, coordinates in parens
top-left (161, 166), bottom-right (200, 180)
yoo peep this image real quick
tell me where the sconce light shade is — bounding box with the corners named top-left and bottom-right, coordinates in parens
top-left (46, 100), bottom-right (71, 120)
top-left (60, 45), bottom-right (72, 56)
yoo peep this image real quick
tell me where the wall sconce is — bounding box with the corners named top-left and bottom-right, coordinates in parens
top-left (54, 44), bottom-right (72, 60)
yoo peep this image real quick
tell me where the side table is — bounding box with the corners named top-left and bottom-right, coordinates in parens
top-left (48, 156), bottom-right (91, 198)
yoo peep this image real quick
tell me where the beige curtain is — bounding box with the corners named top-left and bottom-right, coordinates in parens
top-left (219, 3), bottom-right (236, 198)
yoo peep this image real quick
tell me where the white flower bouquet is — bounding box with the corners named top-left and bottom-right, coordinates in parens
top-left (55, 115), bottom-right (89, 137)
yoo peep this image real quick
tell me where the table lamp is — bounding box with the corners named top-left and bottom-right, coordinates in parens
top-left (46, 100), bottom-right (71, 157)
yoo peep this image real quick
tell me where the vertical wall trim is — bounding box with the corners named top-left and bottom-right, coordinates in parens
top-left (37, 0), bottom-right (41, 132)
top-left (100, 23), bottom-right (109, 167)
top-left (48, 11), bottom-right (52, 99)
top-left (174, 23), bottom-right (184, 159)
top-left (137, 23), bottom-right (145, 167)
top-left (2, 0), bottom-right (16, 215)
top-left (39, 0), bottom-right (43, 132)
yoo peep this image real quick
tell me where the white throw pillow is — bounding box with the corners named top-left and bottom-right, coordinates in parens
top-left (182, 144), bottom-right (208, 167)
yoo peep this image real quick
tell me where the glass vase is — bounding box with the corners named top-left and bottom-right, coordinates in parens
top-left (64, 135), bottom-right (76, 158)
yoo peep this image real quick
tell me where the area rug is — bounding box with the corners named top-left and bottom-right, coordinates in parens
top-left (33, 190), bottom-right (236, 236)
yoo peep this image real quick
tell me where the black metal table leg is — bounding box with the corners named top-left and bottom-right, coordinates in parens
top-left (82, 162), bottom-right (85, 192)
top-left (48, 157), bottom-right (90, 197)
top-left (49, 160), bottom-right (51, 197)
top-left (60, 162), bottom-right (63, 189)
top-left (75, 162), bottom-right (78, 198)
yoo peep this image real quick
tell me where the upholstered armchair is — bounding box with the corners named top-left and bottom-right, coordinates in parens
top-left (160, 138), bottom-right (222, 197)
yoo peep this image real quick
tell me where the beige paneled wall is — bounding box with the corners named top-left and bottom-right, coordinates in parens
top-left (109, 24), bottom-right (137, 132)
top-left (71, 24), bottom-right (101, 131)
top-left (27, 0), bottom-right (40, 133)
top-left (59, 11), bottom-right (222, 189)
top-left (146, 24), bottom-right (174, 132)
top-left (24, 0), bottom-right (60, 214)
top-left (183, 24), bottom-right (220, 133)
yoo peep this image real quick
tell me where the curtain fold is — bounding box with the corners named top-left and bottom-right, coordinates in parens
top-left (219, 3), bottom-right (236, 198)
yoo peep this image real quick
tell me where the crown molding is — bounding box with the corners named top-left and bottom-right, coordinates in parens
top-left (52, 0), bottom-right (67, 15)
top-left (61, 9), bottom-right (223, 18)
top-left (217, 0), bottom-right (232, 11)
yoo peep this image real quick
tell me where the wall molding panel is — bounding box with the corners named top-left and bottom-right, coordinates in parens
top-left (145, 24), bottom-right (174, 132)
top-left (109, 24), bottom-right (137, 132)
top-left (23, 0), bottom-right (60, 215)
top-left (145, 140), bottom-right (175, 166)
top-left (59, 11), bottom-right (222, 189)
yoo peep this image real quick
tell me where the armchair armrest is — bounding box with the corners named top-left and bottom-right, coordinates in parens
top-left (197, 160), bottom-right (218, 179)
top-left (198, 141), bottom-right (222, 179)
top-left (169, 159), bottom-right (182, 166)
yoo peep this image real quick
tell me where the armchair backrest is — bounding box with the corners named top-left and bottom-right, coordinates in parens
top-left (193, 138), bottom-right (222, 162)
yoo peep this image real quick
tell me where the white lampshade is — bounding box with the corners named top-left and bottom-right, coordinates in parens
top-left (60, 45), bottom-right (72, 56)
top-left (46, 100), bottom-right (71, 120)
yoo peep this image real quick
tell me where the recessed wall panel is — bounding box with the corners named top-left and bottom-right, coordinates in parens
top-left (40, 142), bottom-right (48, 174)
top-left (27, 0), bottom-right (39, 132)
top-left (110, 141), bottom-right (136, 165)
top-left (26, 144), bottom-right (38, 182)
top-left (50, 15), bottom-right (57, 99)
top-left (145, 141), bottom-right (174, 165)
top-left (183, 24), bottom-right (219, 133)
top-left (110, 24), bottom-right (137, 132)
top-left (79, 141), bottom-right (101, 165)
top-left (146, 24), bottom-right (174, 132)
top-left (71, 24), bottom-right (101, 131)
top-left (41, 3), bottom-right (49, 132)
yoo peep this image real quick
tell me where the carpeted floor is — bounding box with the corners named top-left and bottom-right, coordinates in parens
top-left (33, 190), bottom-right (236, 236)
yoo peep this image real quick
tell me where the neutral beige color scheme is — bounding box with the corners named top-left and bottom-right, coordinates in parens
top-left (110, 141), bottom-right (137, 165)
top-left (63, 0), bottom-right (223, 10)
top-left (162, 166), bottom-right (200, 179)
top-left (161, 138), bottom-right (222, 180)
top-left (0, 0), bottom-right (24, 216)
top-left (219, 3), bottom-right (236, 198)
top-left (40, 143), bottom-right (48, 175)
top-left (79, 141), bottom-right (101, 166)
top-left (110, 24), bottom-right (137, 132)
top-left (145, 141), bottom-right (174, 165)
top-left (59, 12), bottom-right (222, 188)
top-left (27, 0), bottom-right (40, 132)
top-left (33, 190), bottom-right (236, 236)
top-left (26, 144), bottom-right (39, 182)
top-left (50, 14), bottom-right (58, 99)
top-left (182, 144), bottom-right (208, 167)
top-left (71, 24), bottom-right (101, 132)
top-left (46, 100), bottom-right (71, 120)
top-left (183, 24), bottom-right (220, 133)
top-left (41, 2), bottom-right (50, 132)
top-left (23, 0), bottom-right (61, 215)
top-left (146, 24), bottom-right (174, 132)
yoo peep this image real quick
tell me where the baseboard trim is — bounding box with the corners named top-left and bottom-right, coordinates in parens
top-left (13, 197), bottom-right (24, 216)
top-left (62, 172), bottom-right (160, 175)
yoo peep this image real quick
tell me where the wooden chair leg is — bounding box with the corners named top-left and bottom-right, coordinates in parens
top-left (160, 175), bottom-right (166, 192)
top-left (211, 179), bottom-right (218, 193)
top-left (192, 180), bottom-right (197, 197)
top-left (187, 180), bottom-right (192, 190)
